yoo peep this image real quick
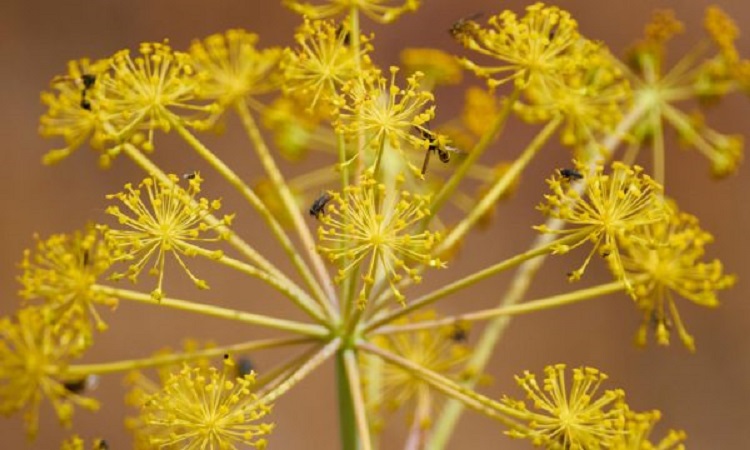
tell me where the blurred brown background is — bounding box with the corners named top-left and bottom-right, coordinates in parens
top-left (1, 0), bottom-right (748, 448)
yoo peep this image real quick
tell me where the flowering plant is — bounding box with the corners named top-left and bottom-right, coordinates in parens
top-left (2, 1), bottom-right (746, 449)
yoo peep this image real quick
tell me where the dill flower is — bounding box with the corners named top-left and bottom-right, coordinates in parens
top-left (456, 3), bottom-right (585, 90)
top-left (461, 86), bottom-right (500, 137)
top-left (190, 29), bottom-right (282, 117)
top-left (335, 67), bottom-right (435, 178)
top-left (98, 42), bottom-right (214, 155)
top-left (40, 58), bottom-right (111, 165)
top-left (282, 18), bottom-right (372, 113)
top-left (261, 96), bottom-right (322, 161)
top-left (501, 364), bottom-right (627, 450)
top-left (317, 177), bottom-right (444, 306)
top-left (103, 173), bottom-right (234, 301)
top-left (613, 410), bottom-right (686, 450)
top-left (616, 208), bottom-right (736, 351)
top-left (137, 359), bottom-right (273, 449)
top-left (365, 311), bottom-right (471, 427)
top-left (535, 161), bottom-right (667, 284)
top-left (400, 48), bottom-right (463, 87)
top-left (18, 226), bottom-right (116, 341)
top-left (283, 0), bottom-right (420, 24)
top-left (515, 43), bottom-right (632, 150)
top-left (0, 308), bottom-right (99, 439)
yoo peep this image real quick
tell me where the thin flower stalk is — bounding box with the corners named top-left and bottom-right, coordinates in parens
top-left (343, 349), bottom-right (373, 450)
top-left (429, 97), bottom-right (650, 450)
top-left (91, 285), bottom-right (328, 337)
top-left (169, 120), bottom-right (335, 317)
top-left (372, 279), bottom-right (631, 336)
top-left (65, 336), bottom-right (314, 377)
top-left (438, 115), bottom-right (562, 253)
top-left (428, 87), bottom-right (521, 218)
top-left (236, 99), bottom-right (339, 311)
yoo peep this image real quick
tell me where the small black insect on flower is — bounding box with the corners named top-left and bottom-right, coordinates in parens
top-left (309, 192), bottom-right (333, 219)
top-left (559, 168), bottom-right (584, 181)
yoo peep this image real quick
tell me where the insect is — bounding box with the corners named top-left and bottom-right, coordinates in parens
top-left (63, 374), bottom-right (100, 394)
top-left (449, 12), bottom-right (483, 41)
top-left (183, 171), bottom-right (197, 180)
top-left (415, 126), bottom-right (462, 175)
top-left (309, 192), bottom-right (333, 219)
top-left (559, 168), bottom-right (583, 181)
top-left (236, 357), bottom-right (255, 378)
top-left (336, 24), bottom-right (351, 46)
top-left (94, 440), bottom-right (109, 450)
top-left (54, 73), bottom-right (97, 111)
top-left (450, 322), bottom-right (469, 342)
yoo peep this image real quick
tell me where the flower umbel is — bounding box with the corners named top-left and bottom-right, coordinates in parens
top-left (535, 161), bottom-right (667, 285)
top-left (282, 18), bottom-right (372, 113)
top-left (283, 0), bottom-right (420, 24)
top-left (190, 29), bottom-right (282, 117)
top-left (613, 409), bottom-right (687, 450)
top-left (317, 177), bottom-right (444, 306)
top-left (502, 364), bottom-right (626, 450)
top-left (18, 226), bottom-right (116, 340)
top-left (103, 174), bottom-right (234, 301)
top-left (138, 358), bottom-right (273, 449)
top-left (617, 208), bottom-right (736, 351)
top-left (0, 308), bottom-right (99, 439)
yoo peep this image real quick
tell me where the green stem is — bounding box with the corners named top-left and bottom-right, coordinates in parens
top-left (66, 336), bottom-right (313, 376)
top-left (372, 279), bottom-right (630, 335)
top-left (437, 116), bottom-right (562, 253)
top-left (429, 87), bottom-right (521, 219)
top-left (171, 121), bottom-right (333, 320)
top-left (428, 97), bottom-right (650, 450)
top-left (343, 349), bottom-right (373, 450)
top-left (235, 100), bottom-right (339, 317)
top-left (336, 350), bottom-right (359, 450)
top-left (92, 284), bottom-right (329, 337)
top-left (181, 242), bottom-right (327, 323)
top-left (363, 232), bottom-right (587, 333)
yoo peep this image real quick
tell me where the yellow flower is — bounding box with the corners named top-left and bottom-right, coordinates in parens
top-left (103, 174), bottom-right (233, 301)
top-left (400, 48), bottom-right (463, 87)
top-left (457, 3), bottom-right (584, 90)
top-left (282, 18), bottom-right (372, 113)
top-left (98, 42), bottom-right (214, 156)
top-left (0, 308), bottom-right (99, 439)
top-left (261, 95), bottom-right (323, 161)
top-left (317, 177), bottom-right (444, 306)
top-left (190, 29), bottom-right (282, 117)
top-left (536, 161), bottom-right (667, 285)
top-left (625, 8), bottom-right (745, 178)
top-left (461, 86), bottom-right (500, 137)
top-left (613, 410), bottom-right (687, 450)
top-left (617, 208), bottom-right (736, 351)
top-left (39, 58), bottom-right (111, 165)
top-left (335, 67), bottom-right (435, 178)
top-left (60, 435), bottom-right (108, 450)
top-left (502, 364), bottom-right (627, 450)
top-left (365, 311), bottom-right (471, 428)
top-left (515, 43), bottom-right (632, 151)
top-left (138, 359), bottom-right (273, 449)
top-left (18, 226), bottom-right (116, 341)
top-left (283, 0), bottom-right (420, 24)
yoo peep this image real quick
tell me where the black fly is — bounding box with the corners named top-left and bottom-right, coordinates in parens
top-left (449, 12), bottom-right (483, 41)
top-left (309, 192), bottom-right (333, 219)
top-left (559, 168), bottom-right (583, 181)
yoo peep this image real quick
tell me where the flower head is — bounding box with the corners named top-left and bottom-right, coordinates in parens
top-left (365, 311), bottom-right (471, 427)
top-left (457, 3), bottom-right (585, 90)
top-left (502, 364), bottom-right (627, 450)
top-left (283, 0), bottom-right (420, 24)
top-left (335, 67), bottom-right (435, 178)
top-left (40, 58), bottom-right (111, 165)
top-left (103, 174), bottom-right (233, 301)
top-left (613, 410), bottom-right (687, 450)
top-left (98, 42), bottom-right (213, 156)
top-left (190, 29), bottom-right (282, 117)
top-left (535, 161), bottom-right (667, 285)
top-left (137, 358), bottom-right (273, 449)
top-left (317, 177), bottom-right (444, 306)
top-left (0, 308), bottom-right (99, 439)
top-left (400, 48), bottom-right (463, 87)
top-left (617, 208), bottom-right (736, 351)
top-left (18, 226), bottom-right (116, 341)
top-left (282, 18), bottom-right (372, 113)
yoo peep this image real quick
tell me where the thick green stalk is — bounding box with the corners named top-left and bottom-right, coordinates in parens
top-left (336, 350), bottom-right (359, 450)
